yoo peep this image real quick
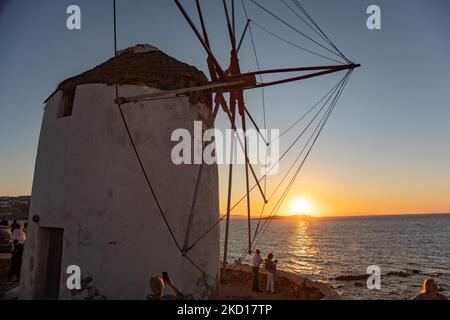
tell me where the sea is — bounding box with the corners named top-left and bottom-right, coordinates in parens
top-left (221, 214), bottom-right (450, 300)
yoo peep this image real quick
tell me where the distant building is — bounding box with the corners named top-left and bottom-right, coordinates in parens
top-left (20, 44), bottom-right (220, 299)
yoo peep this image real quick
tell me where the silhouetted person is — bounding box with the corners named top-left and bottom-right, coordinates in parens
top-left (7, 239), bottom-right (23, 282)
top-left (252, 249), bottom-right (263, 292)
top-left (148, 274), bottom-right (184, 300)
top-left (10, 220), bottom-right (18, 232)
top-left (413, 278), bottom-right (447, 300)
top-left (265, 253), bottom-right (278, 294)
top-left (0, 218), bottom-right (8, 226)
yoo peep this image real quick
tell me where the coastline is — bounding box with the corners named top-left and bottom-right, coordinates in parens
top-left (0, 256), bottom-right (339, 300)
top-left (220, 264), bottom-right (340, 300)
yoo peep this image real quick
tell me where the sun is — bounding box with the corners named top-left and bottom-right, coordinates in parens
top-left (290, 197), bottom-right (313, 215)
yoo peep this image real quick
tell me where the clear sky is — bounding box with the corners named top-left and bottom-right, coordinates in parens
top-left (1, 0), bottom-right (449, 216)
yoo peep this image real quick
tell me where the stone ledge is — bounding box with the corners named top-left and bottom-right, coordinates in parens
top-left (221, 264), bottom-right (341, 300)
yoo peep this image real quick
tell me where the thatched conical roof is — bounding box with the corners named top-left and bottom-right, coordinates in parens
top-left (47, 44), bottom-right (210, 105)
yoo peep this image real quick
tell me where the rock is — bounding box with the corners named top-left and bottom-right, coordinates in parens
top-left (3, 286), bottom-right (19, 300)
top-left (331, 284), bottom-right (345, 289)
top-left (335, 274), bottom-right (369, 281)
top-left (387, 270), bottom-right (415, 278)
top-left (387, 271), bottom-right (409, 277)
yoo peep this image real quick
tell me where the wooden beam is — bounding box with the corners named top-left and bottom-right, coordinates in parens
top-left (116, 80), bottom-right (244, 104)
top-left (173, 0), bottom-right (225, 80)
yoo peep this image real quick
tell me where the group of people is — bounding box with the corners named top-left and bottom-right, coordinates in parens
top-left (113, 250), bottom-right (448, 301)
top-left (146, 249), bottom-right (279, 299)
top-left (251, 249), bottom-right (278, 294)
top-left (0, 219), bottom-right (27, 282)
top-left (250, 248), bottom-right (447, 300)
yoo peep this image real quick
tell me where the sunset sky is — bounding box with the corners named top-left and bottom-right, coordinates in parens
top-left (1, 0), bottom-right (450, 216)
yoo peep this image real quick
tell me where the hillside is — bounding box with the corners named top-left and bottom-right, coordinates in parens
top-left (0, 196), bottom-right (30, 220)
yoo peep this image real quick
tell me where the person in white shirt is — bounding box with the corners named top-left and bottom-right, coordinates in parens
top-left (265, 253), bottom-right (278, 294)
top-left (12, 224), bottom-right (26, 245)
top-left (252, 249), bottom-right (263, 292)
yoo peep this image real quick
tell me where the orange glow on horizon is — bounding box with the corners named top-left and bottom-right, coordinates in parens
top-left (289, 197), bottom-right (313, 216)
top-left (220, 177), bottom-right (450, 218)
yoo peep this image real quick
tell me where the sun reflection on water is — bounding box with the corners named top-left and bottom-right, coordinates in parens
top-left (283, 221), bottom-right (322, 276)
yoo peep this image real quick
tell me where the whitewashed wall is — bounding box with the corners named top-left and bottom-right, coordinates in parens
top-left (19, 84), bottom-right (220, 299)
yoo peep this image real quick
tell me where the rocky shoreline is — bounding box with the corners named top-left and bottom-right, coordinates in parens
top-left (220, 264), bottom-right (340, 300)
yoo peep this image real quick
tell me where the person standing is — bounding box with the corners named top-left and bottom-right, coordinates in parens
top-left (7, 239), bottom-right (24, 282)
top-left (265, 253), bottom-right (278, 294)
top-left (252, 249), bottom-right (263, 292)
top-left (0, 218), bottom-right (8, 226)
top-left (10, 220), bottom-right (18, 233)
top-left (12, 223), bottom-right (26, 244)
top-left (0, 221), bottom-right (12, 254)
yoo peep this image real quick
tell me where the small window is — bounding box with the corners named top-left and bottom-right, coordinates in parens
top-left (58, 88), bottom-right (76, 118)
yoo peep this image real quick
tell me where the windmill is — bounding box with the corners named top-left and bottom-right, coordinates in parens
top-left (18, 0), bottom-right (360, 300)
top-left (117, 0), bottom-right (360, 266)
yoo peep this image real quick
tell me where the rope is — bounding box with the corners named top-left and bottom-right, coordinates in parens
top-left (281, 0), bottom-right (349, 64)
top-left (241, 1), bottom-right (267, 131)
top-left (281, 0), bottom-right (331, 48)
top-left (249, 70), bottom-right (351, 262)
top-left (227, 75), bottom-right (348, 210)
top-left (251, 20), bottom-right (343, 64)
top-left (182, 162), bottom-right (205, 253)
top-left (187, 73), bottom-right (348, 251)
top-left (241, 0), bottom-right (268, 239)
top-left (250, 70), bottom-right (352, 252)
top-left (110, 0), bottom-right (355, 282)
top-left (254, 73), bottom-right (349, 238)
top-left (113, 0), bottom-right (216, 282)
top-left (292, 0), bottom-right (351, 63)
top-left (183, 254), bottom-right (217, 282)
top-left (264, 73), bottom-right (349, 222)
top-left (263, 77), bottom-right (348, 204)
top-left (271, 74), bottom-right (349, 143)
top-left (113, 0), bottom-right (182, 253)
top-left (232, 70), bottom-right (352, 266)
top-left (249, 0), bottom-right (346, 62)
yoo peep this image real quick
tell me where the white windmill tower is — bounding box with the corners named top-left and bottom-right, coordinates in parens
top-left (19, 44), bottom-right (220, 300)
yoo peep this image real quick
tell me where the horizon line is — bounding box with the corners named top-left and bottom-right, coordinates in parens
top-left (230, 212), bottom-right (450, 219)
